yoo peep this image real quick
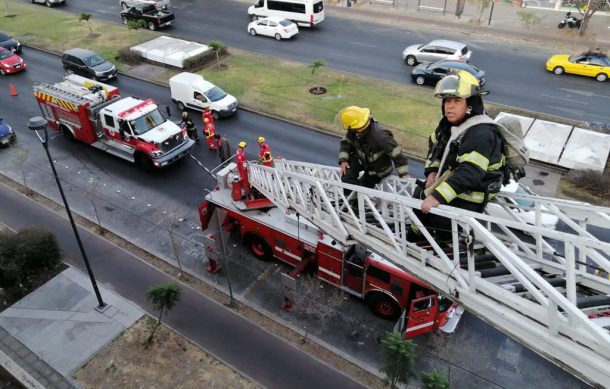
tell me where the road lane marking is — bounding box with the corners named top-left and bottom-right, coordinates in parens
top-left (348, 41), bottom-right (377, 48)
top-left (541, 94), bottom-right (586, 104)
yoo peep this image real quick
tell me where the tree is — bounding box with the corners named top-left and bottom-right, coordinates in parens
top-left (308, 59), bottom-right (326, 93)
top-left (295, 274), bottom-right (344, 343)
top-left (517, 10), bottom-right (542, 31)
top-left (168, 212), bottom-right (184, 278)
top-left (79, 13), bottom-right (94, 36)
top-left (380, 332), bottom-right (417, 388)
top-left (208, 40), bottom-right (227, 70)
top-left (572, 0), bottom-right (608, 35)
top-left (469, 0), bottom-right (492, 24)
top-left (145, 283), bottom-right (182, 344)
top-left (421, 369), bottom-right (450, 389)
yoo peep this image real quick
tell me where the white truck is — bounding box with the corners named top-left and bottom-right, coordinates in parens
top-left (169, 72), bottom-right (239, 119)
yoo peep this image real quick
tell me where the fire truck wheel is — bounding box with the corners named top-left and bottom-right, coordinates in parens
top-left (59, 125), bottom-right (75, 142)
top-left (245, 234), bottom-right (272, 261)
top-left (136, 153), bottom-right (154, 172)
top-left (366, 293), bottom-right (400, 320)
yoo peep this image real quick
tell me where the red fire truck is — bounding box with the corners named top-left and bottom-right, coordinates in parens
top-left (199, 163), bottom-right (463, 338)
top-left (33, 74), bottom-right (194, 169)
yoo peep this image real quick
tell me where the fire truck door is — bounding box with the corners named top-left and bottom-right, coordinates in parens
top-left (404, 296), bottom-right (438, 339)
top-left (342, 245), bottom-right (365, 293)
top-left (101, 113), bottom-right (124, 141)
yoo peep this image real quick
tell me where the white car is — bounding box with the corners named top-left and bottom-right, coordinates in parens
top-left (402, 39), bottom-right (471, 66)
top-left (30, 0), bottom-right (65, 6)
top-left (119, 0), bottom-right (170, 10)
top-left (486, 181), bottom-right (559, 229)
top-left (248, 17), bottom-right (298, 41)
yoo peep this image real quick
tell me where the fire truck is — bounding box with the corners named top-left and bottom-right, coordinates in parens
top-left (33, 74), bottom-right (194, 169)
top-left (199, 162), bottom-right (464, 338)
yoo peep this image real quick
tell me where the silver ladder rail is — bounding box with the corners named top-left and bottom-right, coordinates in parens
top-left (248, 161), bottom-right (610, 387)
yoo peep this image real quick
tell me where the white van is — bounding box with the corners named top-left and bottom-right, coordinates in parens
top-left (248, 0), bottom-right (325, 27)
top-left (169, 72), bottom-right (239, 119)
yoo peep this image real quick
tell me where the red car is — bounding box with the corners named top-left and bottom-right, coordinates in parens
top-left (0, 47), bottom-right (26, 75)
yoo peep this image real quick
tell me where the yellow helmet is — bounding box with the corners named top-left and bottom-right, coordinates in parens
top-left (339, 106), bottom-right (371, 132)
top-left (203, 103), bottom-right (210, 110)
top-left (239, 141), bottom-right (247, 148)
top-left (257, 136), bottom-right (265, 144)
top-left (182, 111), bottom-right (188, 118)
top-left (434, 70), bottom-right (489, 99)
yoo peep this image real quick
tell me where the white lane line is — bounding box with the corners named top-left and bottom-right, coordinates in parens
top-left (541, 94), bottom-right (587, 104)
top-left (348, 41), bottom-right (377, 48)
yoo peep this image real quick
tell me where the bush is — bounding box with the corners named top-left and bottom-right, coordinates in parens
top-left (118, 47), bottom-right (142, 65)
top-left (420, 369), bottom-right (450, 389)
top-left (565, 169), bottom-right (610, 199)
top-left (183, 50), bottom-right (215, 71)
top-left (13, 227), bottom-right (61, 272)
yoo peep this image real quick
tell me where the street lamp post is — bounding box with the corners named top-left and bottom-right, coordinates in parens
top-left (27, 117), bottom-right (107, 311)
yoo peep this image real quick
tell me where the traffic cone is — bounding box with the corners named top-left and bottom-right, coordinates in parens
top-left (9, 83), bottom-right (18, 97)
top-left (206, 258), bottom-right (221, 274)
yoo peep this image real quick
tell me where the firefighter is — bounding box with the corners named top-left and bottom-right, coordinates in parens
top-left (202, 118), bottom-right (217, 151)
top-left (409, 70), bottom-right (504, 242)
top-left (215, 134), bottom-right (232, 166)
top-left (338, 106), bottom-right (409, 190)
top-left (236, 141), bottom-right (250, 195)
top-left (181, 111), bottom-right (199, 145)
top-left (201, 104), bottom-right (215, 128)
top-left (257, 136), bottom-right (273, 167)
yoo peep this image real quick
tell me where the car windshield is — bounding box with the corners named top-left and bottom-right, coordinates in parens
top-left (83, 54), bottom-right (106, 67)
top-left (205, 87), bottom-right (227, 102)
top-left (279, 20), bottom-right (293, 27)
top-left (129, 109), bottom-right (166, 135)
top-left (0, 49), bottom-right (13, 60)
top-left (0, 33), bottom-right (10, 41)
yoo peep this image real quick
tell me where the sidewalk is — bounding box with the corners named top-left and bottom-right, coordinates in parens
top-left (328, 0), bottom-right (610, 50)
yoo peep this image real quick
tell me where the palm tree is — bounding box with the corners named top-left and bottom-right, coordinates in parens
top-left (208, 40), bottom-right (227, 70)
top-left (308, 59), bottom-right (326, 93)
top-left (79, 13), bottom-right (94, 36)
top-left (145, 282), bottom-right (182, 344)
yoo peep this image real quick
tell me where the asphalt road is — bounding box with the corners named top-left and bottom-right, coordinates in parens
top-left (54, 0), bottom-right (610, 123)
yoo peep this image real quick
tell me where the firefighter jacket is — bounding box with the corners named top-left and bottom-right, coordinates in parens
top-left (259, 142), bottom-right (273, 164)
top-left (204, 123), bottom-right (216, 139)
top-left (338, 120), bottom-right (409, 178)
top-left (181, 116), bottom-right (196, 131)
top-left (429, 100), bottom-right (504, 206)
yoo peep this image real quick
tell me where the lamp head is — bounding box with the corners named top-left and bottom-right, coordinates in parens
top-left (28, 116), bottom-right (48, 132)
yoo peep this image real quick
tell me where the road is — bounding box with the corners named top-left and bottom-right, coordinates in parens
top-left (0, 48), bottom-right (594, 388)
top-left (55, 0), bottom-right (610, 123)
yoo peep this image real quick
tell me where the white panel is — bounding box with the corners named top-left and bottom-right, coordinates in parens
top-left (558, 127), bottom-right (610, 172)
top-left (128, 36), bottom-right (210, 68)
top-left (524, 120), bottom-right (573, 164)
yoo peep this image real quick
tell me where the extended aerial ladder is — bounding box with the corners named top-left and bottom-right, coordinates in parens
top-left (247, 159), bottom-right (610, 387)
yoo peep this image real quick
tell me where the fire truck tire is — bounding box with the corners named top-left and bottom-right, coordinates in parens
top-left (366, 293), bottom-right (400, 320)
top-left (59, 125), bottom-right (75, 142)
top-left (245, 234), bottom-right (272, 261)
top-left (136, 153), bottom-right (154, 171)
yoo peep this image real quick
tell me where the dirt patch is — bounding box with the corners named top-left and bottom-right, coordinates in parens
top-left (73, 316), bottom-right (258, 389)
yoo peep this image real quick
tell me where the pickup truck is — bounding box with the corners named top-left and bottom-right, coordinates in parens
top-left (120, 4), bottom-right (175, 31)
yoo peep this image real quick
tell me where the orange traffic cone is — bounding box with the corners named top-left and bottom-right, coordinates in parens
top-left (9, 84), bottom-right (18, 97)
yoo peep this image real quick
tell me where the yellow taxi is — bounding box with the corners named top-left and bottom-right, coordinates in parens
top-left (545, 53), bottom-right (609, 82)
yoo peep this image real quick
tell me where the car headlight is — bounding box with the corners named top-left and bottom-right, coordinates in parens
top-left (1, 63), bottom-right (10, 68)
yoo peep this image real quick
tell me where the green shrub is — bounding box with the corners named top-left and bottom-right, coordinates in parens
top-left (565, 169), bottom-right (610, 199)
top-left (183, 51), bottom-right (215, 71)
top-left (118, 47), bottom-right (142, 65)
top-left (421, 369), bottom-right (450, 389)
top-left (13, 227), bottom-right (61, 272)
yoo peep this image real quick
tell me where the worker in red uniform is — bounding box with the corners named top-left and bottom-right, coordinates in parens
top-left (257, 136), bottom-right (273, 167)
top-left (201, 104), bottom-right (215, 128)
top-left (236, 141), bottom-right (250, 196)
top-left (202, 118), bottom-right (217, 151)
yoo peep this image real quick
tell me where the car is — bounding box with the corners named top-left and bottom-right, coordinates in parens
top-left (0, 47), bottom-right (26, 75)
top-left (0, 118), bottom-right (16, 147)
top-left (247, 16), bottom-right (298, 41)
top-left (120, 4), bottom-right (175, 31)
top-left (411, 60), bottom-right (485, 86)
top-left (29, 0), bottom-right (66, 7)
top-left (0, 32), bottom-right (21, 54)
top-left (402, 39), bottom-right (471, 66)
top-left (545, 53), bottom-right (609, 82)
top-left (486, 181), bottom-right (559, 229)
top-left (119, 0), bottom-right (170, 10)
top-left (61, 48), bottom-right (117, 81)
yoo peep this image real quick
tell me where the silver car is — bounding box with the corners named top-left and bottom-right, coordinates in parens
top-left (119, 0), bottom-right (170, 10)
top-left (402, 39), bottom-right (471, 66)
top-left (29, 0), bottom-right (65, 6)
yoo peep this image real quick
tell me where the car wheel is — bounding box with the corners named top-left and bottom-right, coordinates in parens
top-left (120, 1), bottom-right (128, 9)
top-left (176, 101), bottom-right (185, 111)
top-left (148, 21), bottom-right (157, 31)
top-left (0, 69), bottom-right (5, 76)
top-left (30, 0), bottom-right (35, 3)
top-left (553, 66), bottom-right (564, 75)
top-left (275, 33), bottom-right (282, 41)
top-left (406, 55), bottom-right (417, 66)
top-left (596, 73), bottom-right (608, 82)
top-left (122, 16), bottom-right (128, 25)
top-left (415, 76), bottom-right (425, 85)
top-left (249, 28), bottom-right (257, 36)
top-left (213, 111), bottom-right (220, 120)
top-left (251, 15), bottom-right (258, 21)
top-left (45, 0), bottom-right (51, 6)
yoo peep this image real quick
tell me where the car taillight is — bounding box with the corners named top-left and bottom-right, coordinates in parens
top-left (157, 17), bottom-right (161, 24)
top-left (310, 14), bottom-right (313, 23)
top-left (284, 28), bottom-right (289, 33)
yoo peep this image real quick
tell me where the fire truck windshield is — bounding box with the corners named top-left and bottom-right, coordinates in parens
top-left (129, 109), bottom-right (165, 135)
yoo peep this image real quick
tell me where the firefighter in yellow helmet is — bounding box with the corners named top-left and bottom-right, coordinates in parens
top-left (236, 141), bottom-right (249, 196)
top-left (338, 106), bottom-right (409, 190)
top-left (257, 136), bottom-right (273, 167)
top-left (409, 70), bottom-right (504, 242)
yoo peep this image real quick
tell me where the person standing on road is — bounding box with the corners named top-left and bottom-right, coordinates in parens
top-left (257, 136), bottom-right (273, 167)
top-left (338, 106), bottom-right (409, 190)
top-left (203, 118), bottom-right (217, 151)
top-left (181, 111), bottom-right (199, 145)
top-left (409, 70), bottom-right (504, 242)
top-left (215, 134), bottom-right (232, 166)
top-left (201, 103), bottom-right (215, 128)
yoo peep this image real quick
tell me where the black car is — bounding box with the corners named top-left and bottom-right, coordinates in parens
top-left (61, 48), bottom-right (117, 81)
top-left (0, 32), bottom-right (22, 54)
top-left (411, 60), bottom-right (485, 87)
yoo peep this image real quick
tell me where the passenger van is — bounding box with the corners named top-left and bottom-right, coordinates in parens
top-left (248, 0), bottom-right (325, 27)
top-left (169, 72), bottom-right (238, 119)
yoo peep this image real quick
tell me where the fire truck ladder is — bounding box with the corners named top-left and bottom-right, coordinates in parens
top-left (33, 82), bottom-right (94, 106)
top-left (247, 160), bottom-right (610, 387)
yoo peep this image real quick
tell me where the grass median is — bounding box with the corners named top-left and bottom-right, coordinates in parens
top-left (3, 0), bottom-right (442, 157)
